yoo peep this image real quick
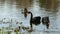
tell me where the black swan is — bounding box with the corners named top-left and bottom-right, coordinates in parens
top-left (42, 17), bottom-right (50, 29)
top-left (25, 11), bottom-right (41, 32)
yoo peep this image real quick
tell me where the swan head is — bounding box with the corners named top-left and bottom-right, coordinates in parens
top-left (22, 8), bottom-right (29, 18)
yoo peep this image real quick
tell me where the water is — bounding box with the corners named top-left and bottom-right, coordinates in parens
top-left (0, 0), bottom-right (60, 34)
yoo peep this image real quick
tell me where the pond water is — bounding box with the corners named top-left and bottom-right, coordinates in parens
top-left (0, 0), bottom-right (60, 34)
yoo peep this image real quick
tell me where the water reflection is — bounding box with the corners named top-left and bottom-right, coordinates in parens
top-left (39, 0), bottom-right (59, 11)
top-left (0, 0), bottom-right (5, 7)
top-left (16, 0), bottom-right (33, 8)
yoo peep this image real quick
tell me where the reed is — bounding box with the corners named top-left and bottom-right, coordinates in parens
top-left (34, 32), bottom-right (36, 34)
top-left (2, 27), bottom-right (4, 34)
top-left (16, 31), bottom-right (18, 34)
top-left (40, 32), bottom-right (43, 34)
top-left (21, 32), bottom-right (24, 34)
top-left (0, 29), bottom-right (2, 34)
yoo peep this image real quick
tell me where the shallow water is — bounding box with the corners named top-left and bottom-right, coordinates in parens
top-left (0, 0), bottom-right (60, 34)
